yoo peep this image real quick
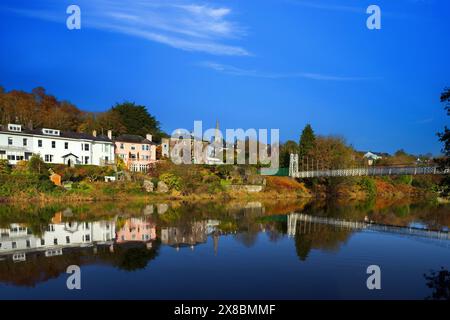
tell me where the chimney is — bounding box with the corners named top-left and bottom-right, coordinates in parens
top-left (92, 130), bottom-right (97, 137)
top-left (146, 134), bottom-right (152, 142)
top-left (107, 130), bottom-right (112, 140)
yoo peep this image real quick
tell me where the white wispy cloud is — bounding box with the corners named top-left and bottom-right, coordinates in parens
top-left (199, 61), bottom-right (379, 81)
top-left (7, 0), bottom-right (249, 56)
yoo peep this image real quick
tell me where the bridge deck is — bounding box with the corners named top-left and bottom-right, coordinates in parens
top-left (292, 166), bottom-right (446, 178)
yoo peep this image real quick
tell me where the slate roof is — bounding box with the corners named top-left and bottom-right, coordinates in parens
top-left (115, 134), bottom-right (156, 145)
top-left (0, 125), bottom-right (113, 142)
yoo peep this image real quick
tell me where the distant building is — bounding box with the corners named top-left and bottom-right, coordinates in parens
top-left (0, 124), bottom-right (115, 166)
top-left (363, 151), bottom-right (383, 160)
top-left (114, 134), bottom-right (157, 172)
top-left (363, 151), bottom-right (383, 165)
top-left (163, 130), bottom-right (211, 164)
top-left (162, 121), bottom-right (228, 164)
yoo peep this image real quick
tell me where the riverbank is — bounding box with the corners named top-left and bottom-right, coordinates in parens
top-left (0, 174), bottom-right (443, 204)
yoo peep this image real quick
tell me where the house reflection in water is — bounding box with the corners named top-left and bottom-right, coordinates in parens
top-left (116, 217), bottom-right (157, 249)
top-left (0, 212), bottom-right (116, 263)
top-left (161, 221), bottom-right (208, 251)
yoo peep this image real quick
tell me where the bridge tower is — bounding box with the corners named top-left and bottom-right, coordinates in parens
top-left (289, 153), bottom-right (299, 177)
top-left (287, 213), bottom-right (299, 237)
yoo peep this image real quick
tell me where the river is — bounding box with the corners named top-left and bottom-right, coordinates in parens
top-left (0, 199), bottom-right (449, 299)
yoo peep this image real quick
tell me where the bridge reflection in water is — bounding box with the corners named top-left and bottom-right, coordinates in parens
top-left (287, 213), bottom-right (450, 247)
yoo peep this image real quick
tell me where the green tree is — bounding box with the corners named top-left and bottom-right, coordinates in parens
top-left (438, 88), bottom-right (450, 160)
top-left (111, 101), bottom-right (165, 142)
top-left (28, 155), bottom-right (48, 175)
top-left (437, 88), bottom-right (450, 196)
top-left (299, 124), bottom-right (316, 159)
top-left (280, 140), bottom-right (298, 167)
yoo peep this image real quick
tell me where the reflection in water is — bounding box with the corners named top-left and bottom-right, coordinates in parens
top-left (424, 268), bottom-right (450, 300)
top-left (0, 200), bottom-right (449, 298)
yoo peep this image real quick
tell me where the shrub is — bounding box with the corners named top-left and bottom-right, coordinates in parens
top-left (395, 175), bottom-right (413, 185)
top-left (411, 175), bottom-right (437, 190)
top-left (265, 176), bottom-right (308, 192)
top-left (159, 173), bottom-right (182, 191)
top-left (12, 160), bottom-right (28, 174)
top-left (0, 173), bottom-right (56, 196)
top-left (0, 159), bottom-right (11, 174)
top-left (358, 177), bottom-right (376, 198)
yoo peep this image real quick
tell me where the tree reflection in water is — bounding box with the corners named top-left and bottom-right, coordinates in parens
top-left (424, 267), bottom-right (450, 300)
top-left (294, 224), bottom-right (352, 262)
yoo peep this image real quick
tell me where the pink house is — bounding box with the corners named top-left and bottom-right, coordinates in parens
top-left (116, 217), bottom-right (157, 243)
top-left (114, 134), bottom-right (157, 172)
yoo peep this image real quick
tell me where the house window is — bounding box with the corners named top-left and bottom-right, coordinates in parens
top-left (12, 242), bottom-right (17, 249)
top-left (52, 141), bottom-right (56, 148)
top-left (7, 155), bottom-right (16, 161)
top-left (38, 140), bottom-right (42, 147)
top-left (84, 144), bottom-right (89, 151)
top-left (84, 156), bottom-right (89, 164)
top-left (45, 155), bottom-right (53, 162)
top-left (131, 145), bottom-right (135, 150)
top-left (8, 137), bottom-right (13, 145)
top-left (41, 239), bottom-right (45, 245)
top-left (65, 142), bottom-right (68, 149)
top-left (54, 238), bottom-right (58, 245)
top-left (23, 138), bottom-right (27, 146)
top-left (105, 156), bottom-right (109, 162)
top-left (120, 143), bottom-right (124, 149)
top-left (85, 234), bottom-right (90, 242)
top-left (66, 236), bottom-right (70, 244)
top-left (26, 240), bottom-right (30, 248)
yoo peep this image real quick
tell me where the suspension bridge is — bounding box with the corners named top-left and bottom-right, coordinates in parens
top-left (261, 154), bottom-right (449, 178)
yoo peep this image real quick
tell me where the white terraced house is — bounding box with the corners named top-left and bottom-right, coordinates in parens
top-left (0, 123), bottom-right (115, 166)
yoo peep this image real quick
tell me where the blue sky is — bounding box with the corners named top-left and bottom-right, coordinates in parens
top-left (0, 0), bottom-right (449, 155)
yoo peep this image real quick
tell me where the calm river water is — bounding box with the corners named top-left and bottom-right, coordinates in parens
top-left (0, 200), bottom-right (449, 299)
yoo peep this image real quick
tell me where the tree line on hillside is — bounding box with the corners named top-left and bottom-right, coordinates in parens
top-left (0, 86), bottom-right (167, 142)
top-left (280, 124), bottom-right (361, 170)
